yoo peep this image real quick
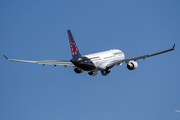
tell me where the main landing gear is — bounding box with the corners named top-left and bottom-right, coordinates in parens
top-left (88, 71), bottom-right (93, 76)
top-left (101, 69), bottom-right (110, 76)
top-left (88, 69), bottom-right (110, 76)
top-left (88, 71), bottom-right (98, 76)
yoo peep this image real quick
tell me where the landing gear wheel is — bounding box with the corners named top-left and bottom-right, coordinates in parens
top-left (88, 71), bottom-right (93, 76)
top-left (101, 70), bottom-right (110, 76)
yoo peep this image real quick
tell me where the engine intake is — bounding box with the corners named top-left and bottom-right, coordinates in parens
top-left (127, 61), bottom-right (138, 70)
top-left (74, 68), bottom-right (84, 74)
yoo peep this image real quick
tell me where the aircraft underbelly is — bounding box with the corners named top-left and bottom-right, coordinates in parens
top-left (92, 55), bottom-right (125, 70)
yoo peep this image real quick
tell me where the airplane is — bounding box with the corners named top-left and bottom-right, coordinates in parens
top-left (3, 30), bottom-right (175, 76)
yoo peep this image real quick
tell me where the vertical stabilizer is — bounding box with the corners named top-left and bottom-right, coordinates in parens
top-left (67, 30), bottom-right (82, 59)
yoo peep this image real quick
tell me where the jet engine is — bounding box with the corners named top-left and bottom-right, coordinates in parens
top-left (127, 61), bottom-right (138, 70)
top-left (74, 68), bottom-right (84, 74)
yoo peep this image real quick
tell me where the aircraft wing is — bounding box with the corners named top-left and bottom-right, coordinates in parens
top-left (106, 44), bottom-right (175, 68)
top-left (3, 55), bottom-right (73, 66)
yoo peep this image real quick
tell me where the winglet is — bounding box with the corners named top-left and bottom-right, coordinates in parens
top-left (173, 44), bottom-right (176, 50)
top-left (3, 55), bottom-right (8, 60)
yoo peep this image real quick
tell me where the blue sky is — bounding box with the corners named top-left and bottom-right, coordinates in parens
top-left (0, 0), bottom-right (180, 120)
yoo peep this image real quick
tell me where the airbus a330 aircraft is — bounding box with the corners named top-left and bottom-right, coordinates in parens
top-left (3, 30), bottom-right (175, 76)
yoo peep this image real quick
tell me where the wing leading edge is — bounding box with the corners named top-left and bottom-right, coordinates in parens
top-left (106, 44), bottom-right (175, 68)
top-left (3, 55), bottom-right (73, 66)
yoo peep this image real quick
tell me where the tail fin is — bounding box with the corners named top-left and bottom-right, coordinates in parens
top-left (67, 30), bottom-right (82, 59)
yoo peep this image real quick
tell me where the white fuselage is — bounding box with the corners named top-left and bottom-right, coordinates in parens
top-left (84, 49), bottom-right (125, 71)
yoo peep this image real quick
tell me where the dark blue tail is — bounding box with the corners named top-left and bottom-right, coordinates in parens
top-left (67, 30), bottom-right (82, 60)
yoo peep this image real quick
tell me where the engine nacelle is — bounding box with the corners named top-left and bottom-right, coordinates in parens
top-left (127, 61), bottom-right (138, 70)
top-left (74, 68), bottom-right (84, 74)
